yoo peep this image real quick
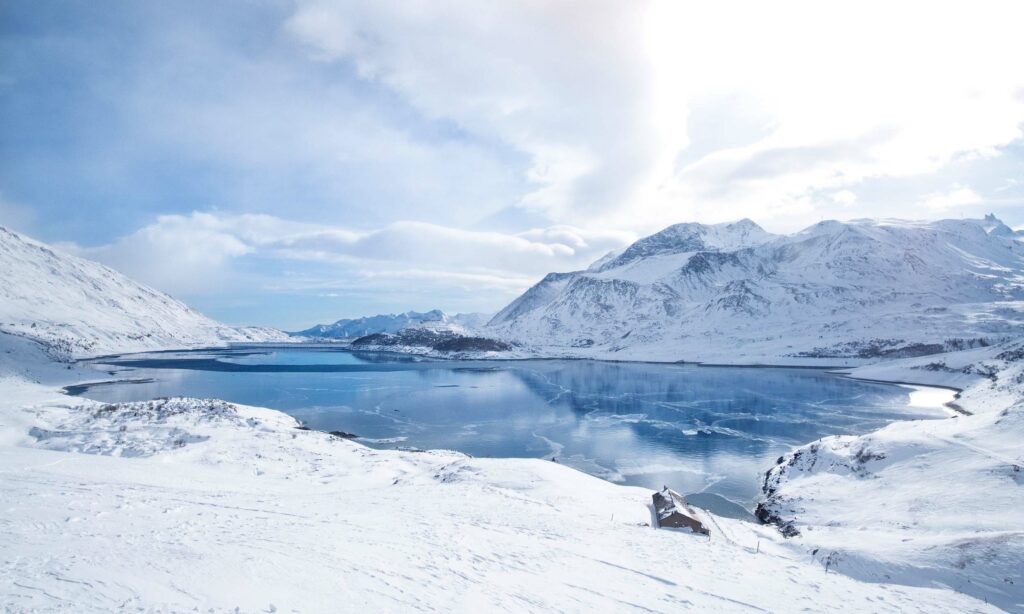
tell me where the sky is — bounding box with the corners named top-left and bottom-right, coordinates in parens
top-left (2, 0), bottom-right (1024, 330)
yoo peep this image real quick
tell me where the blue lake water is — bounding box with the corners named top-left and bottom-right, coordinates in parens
top-left (72, 346), bottom-right (944, 518)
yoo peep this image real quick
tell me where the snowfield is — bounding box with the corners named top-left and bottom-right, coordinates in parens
top-left (0, 361), bottom-right (1003, 612)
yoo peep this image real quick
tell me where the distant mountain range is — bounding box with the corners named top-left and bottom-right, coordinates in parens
top-left (0, 226), bottom-right (287, 358)
top-left (484, 215), bottom-right (1024, 363)
top-left (293, 310), bottom-right (490, 339)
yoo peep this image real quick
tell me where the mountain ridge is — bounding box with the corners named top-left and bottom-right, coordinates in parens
top-left (485, 215), bottom-right (1024, 364)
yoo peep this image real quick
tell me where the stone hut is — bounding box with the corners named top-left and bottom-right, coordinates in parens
top-left (652, 487), bottom-right (710, 535)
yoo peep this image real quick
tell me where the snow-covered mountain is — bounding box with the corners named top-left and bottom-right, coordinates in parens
top-left (0, 226), bottom-right (288, 358)
top-left (487, 216), bottom-right (1024, 363)
top-left (295, 309), bottom-right (490, 339)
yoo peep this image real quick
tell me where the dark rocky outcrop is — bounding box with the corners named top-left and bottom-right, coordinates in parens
top-left (432, 337), bottom-right (511, 352)
top-left (352, 328), bottom-right (511, 353)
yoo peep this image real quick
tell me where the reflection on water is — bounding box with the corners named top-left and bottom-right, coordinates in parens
top-left (74, 347), bottom-right (945, 516)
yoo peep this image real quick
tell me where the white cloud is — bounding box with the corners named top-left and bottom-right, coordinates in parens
top-left (636, 1), bottom-right (1024, 229)
top-left (918, 185), bottom-right (984, 211)
top-left (354, 268), bottom-right (535, 292)
top-left (285, 1), bottom-right (673, 221)
top-left (114, 19), bottom-right (529, 230)
top-left (67, 211), bottom-right (636, 300)
top-left (65, 213), bottom-right (254, 295)
top-left (284, 0), bottom-right (1024, 232)
top-left (831, 191), bottom-right (858, 207)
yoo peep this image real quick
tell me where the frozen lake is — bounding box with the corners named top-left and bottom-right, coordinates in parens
top-left (71, 346), bottom-right (947, 518)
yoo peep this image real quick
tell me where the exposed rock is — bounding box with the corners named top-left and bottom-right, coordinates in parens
top-left (351, 328), bottom-right (511, 354)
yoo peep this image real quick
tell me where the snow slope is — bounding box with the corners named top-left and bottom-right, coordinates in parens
top-left (0, 226), bottom-right (288, 358)
top-left (294, 309), bottom-right (490, 339)
top-left (757, 342), bottom-right (1024, 611)
top-left (0, 371), bottom-right (997, 612)
top-left (487, 217), bottom-right (1024, 364)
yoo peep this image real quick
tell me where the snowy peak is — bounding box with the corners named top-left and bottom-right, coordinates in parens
top-left (595, 219), bottom-right (773, 272)
top-left (694, 218), bottom-right (774, 250)
top-left (0, 226), bottom-right (286, 358)
top-left (965, 212), bottom-right (1019, 238)
top-left (778, 217), bottom-right (1021, 283)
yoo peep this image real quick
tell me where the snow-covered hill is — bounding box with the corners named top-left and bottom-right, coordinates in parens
top-left (295, 309), bottom-right (490, 339)
top-left (0, 226), bottom-right (288, 358)
top-left (487, 216), bottom-right (1024, 364)
top-left (757, 342), bottom-right (1024, 611)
